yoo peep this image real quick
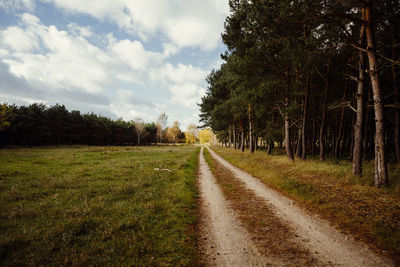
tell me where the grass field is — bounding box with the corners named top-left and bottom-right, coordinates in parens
top-left (0, 145), bottom-right (200, 266)
top-left (211, 146), bottom-right (400, 264)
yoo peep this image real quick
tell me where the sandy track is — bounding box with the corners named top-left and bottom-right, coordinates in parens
top-left (198, 147), bottom-right (273, 266)
top-left (206, 146), bottom-right (394, 267)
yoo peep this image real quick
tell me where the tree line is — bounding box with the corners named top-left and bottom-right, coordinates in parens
top-left (199, 0), bottom-right (399, 187)
top-left (0, 103), bottom-right (187, 146)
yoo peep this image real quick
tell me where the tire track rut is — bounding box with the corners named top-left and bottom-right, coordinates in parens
top-left (198, 147), bottom-right (271, 266)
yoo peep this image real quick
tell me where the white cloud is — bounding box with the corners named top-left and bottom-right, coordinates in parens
top-left (151, 62), bottom-right (208, 109)
top-left (116, 89), bottom-right (155, 108)
top-left (168, 83), bottom-right (205, 107)
top-left (0, 92), bottom-right (46, 105)
top-left (111, 39), bottom-right (163, 72)
top-left (110, 89), bottom-right (178, 124)
top-left (0, 14), bottom-right (118, 94)
top-left (0, 61), bottom-right (110, 107)
top-left (0, 1), bottom-right (225, 127)
top-left (162, 43), bottom-right (179, 58)
top-left (0, 26), bottom-right (39, 52)
top-left (67, 22), bottom-right (92, 37)
top-left (20, 12), bottom-right (40, 25)
top-left (0, 49), bottom-right (9, 57)
top-left (165, 16), bottom-right (217, 50)
top-left (0, 13), bottom-right (210, 105)
top-left (0, 0), bottom-right (35, 11)
top-left (159, 63), bottom-right (208, 84)
top-left (43, 0), bottom-right (229, 50)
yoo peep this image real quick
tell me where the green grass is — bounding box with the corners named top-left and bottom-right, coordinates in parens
top-left (211, 146), bottom-right (400, 263)
top-left (0, 145), bottom-right (200, 266)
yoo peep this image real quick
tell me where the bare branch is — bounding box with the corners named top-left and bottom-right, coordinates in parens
top-left (350, 43), bottom-right (369, 53)
top-left (276, 104), bottom-right (285, 118)
top-left (290, 119), bottom-right (302, 128)
top-left (328, 101), bottom-right (356, 113)
top-left (345, 73), bottom-right (359, 82)
top-left (316, 69), bottom-right (327, 82)
top-left (347, 103), bottom-right (357, 113)
top-left (378, 52), bottom-right (400, 65)
top-left (346, 63), bottom-right (358, 71)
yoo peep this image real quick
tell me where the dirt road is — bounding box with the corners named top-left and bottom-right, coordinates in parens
top-left (198, 146), bottom-right (271, 266)
top-left (198, 146), bottom-right (393, 266)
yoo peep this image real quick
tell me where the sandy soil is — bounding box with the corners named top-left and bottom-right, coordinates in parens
top-left (206, 146), bottom-right (394, 267)
top-left (198, 147), bottom-right (273, 266)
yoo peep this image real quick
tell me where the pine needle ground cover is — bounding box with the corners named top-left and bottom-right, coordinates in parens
top-left (211, 146), bottom-right (400, 264)
top-left (0, 145), bottom-right (199, 266)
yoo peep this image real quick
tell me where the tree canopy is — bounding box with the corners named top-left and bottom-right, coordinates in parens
top-left (0, 103), bottom-right (181, 147)
top-left (199, 0), bottom-right (400, 187)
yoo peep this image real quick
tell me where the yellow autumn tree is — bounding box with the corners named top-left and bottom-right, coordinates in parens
top-left (156, 112), bottom-right (167, 143)
top-left (0, 103), bottom-right (13, 132)
top-left (167, 120), bottom-right (180, 145)
top-left (199, 128), bottom-right (212, 144)
top-left (185, 124), bottom-right (198, 144)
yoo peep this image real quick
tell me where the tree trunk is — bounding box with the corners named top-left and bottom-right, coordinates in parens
top-left (249, 106), bottom-right (254, 153)
top-left (312, 115), bottom-right (316, 158)
top-left (370, 123), bottom-right (375, 159)
top-left (319, 116), bottom-right (326, 161)
top-left (228, 124), bottom-right (232, 148)
top-left (349, 113), bottom-right (355, 160)
top-left (285, 70), bottom-right (294, 161)
top-left (233, 125), bottom-right (237, 150)
top-left (319, 56), bottom-right (330, 161)
top-left (296, 127), bottom-right (302, 157)
top-left (335, 80), bottom-right (347, 161)
top-left (363, 89), bottom-right (371, 160)
top-left (240, 123), bottom-right (245, 152)
top-left (267, 141), bottom-right (274, 154)
top-left (365, 0), bottom-right (388, 187)
top-left (301, 75), bottom-right (310, 160)
top-left (393, 51), bottom-right (400, 163)
top-left (341, 118), bottom-right (348, 158)
top-left (353, 14), bottom-right (366, 176)
top-left (311, 89), bottom-right (316, 158)
top-left (268, 109), bottom-right (276, 155)
top-left (285, 115), bottom-right (294, 161)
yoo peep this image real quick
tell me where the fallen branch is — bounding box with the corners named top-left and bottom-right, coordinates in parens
top-left (154, 168), bottom-right (173, 172)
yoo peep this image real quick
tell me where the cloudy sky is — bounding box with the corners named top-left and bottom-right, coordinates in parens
top-left (0, 0), bottom-right (228, 129)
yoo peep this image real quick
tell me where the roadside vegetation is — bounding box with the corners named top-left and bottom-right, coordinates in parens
top-left (211, 145), bottom-right (400, 264)
top-left (0, 146), bottom-right (199, 266)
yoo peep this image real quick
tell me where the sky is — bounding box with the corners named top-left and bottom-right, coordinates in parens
top-left (0, 0), bottom-right (228, 129)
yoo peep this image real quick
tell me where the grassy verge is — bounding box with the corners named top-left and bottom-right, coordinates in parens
top-left (211, 146), bottom-right (400, 264)
top-left (0, 145), bottom-right (200, 266)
